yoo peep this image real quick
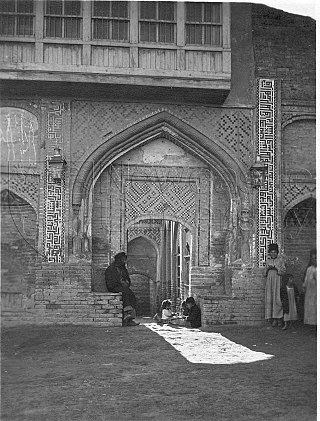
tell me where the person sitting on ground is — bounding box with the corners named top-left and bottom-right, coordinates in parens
top-left (185, 297), bottom-right (201, 328)
top-left (105, 252), bottom-right (139, 327)
top-left (280, 273), bottom-right (300, 330)
top-left (181, 300), bottom-right (189, 317)
top-left (161, 300), bottom-right (175, 323)
top-left (153, 300), bottom-right (176, 324)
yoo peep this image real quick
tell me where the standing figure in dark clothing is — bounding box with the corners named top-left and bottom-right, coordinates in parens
top-left (105, 252), bottom-right (139, 326)
top-left (185, 297), bottom-right (201, 328)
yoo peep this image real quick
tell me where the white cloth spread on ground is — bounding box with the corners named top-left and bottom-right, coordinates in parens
top-left (145, 323), bottom-right (274, 364)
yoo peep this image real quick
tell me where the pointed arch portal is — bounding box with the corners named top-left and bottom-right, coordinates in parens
top-left (72, 110), bottom-right (248, 207)
top-left (73, 110), bottom-right (251, 304)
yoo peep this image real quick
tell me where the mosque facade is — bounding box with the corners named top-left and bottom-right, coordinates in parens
top-left (0, 2), bottom-right (316, 326)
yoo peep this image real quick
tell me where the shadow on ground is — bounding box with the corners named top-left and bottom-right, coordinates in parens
top-left (1, 320), bottom-right (317, 421)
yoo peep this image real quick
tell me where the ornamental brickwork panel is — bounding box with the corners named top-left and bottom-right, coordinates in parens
top-left (1, 173), bottom-right (39, 212)
top-left (72, 101), bottom-right (252, 167)
top-left (43, 101), bottom-right (69, 263)
top-left (128, 226), bottom-right (162, 246)
top-left (218, 110), bottom-right (253, 167)
top-left (282, 182), bottom-right (316, 211)
top-left (43, 159), bottom-right (65, 263)
top-left (256, 79), bottom-right (278, 266)
top-left (45, 101), bottom-right (65, 154)
top-left (125, 179), bottom-right (197, 226)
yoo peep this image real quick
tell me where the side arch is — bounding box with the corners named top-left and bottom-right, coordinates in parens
top-left (72, 110), bottom-right (249, 206)
top-left (283, 197), bottom-right (316, 292)
top-left (0, 187), bottom-right (38, 215)
top-left (281, 114), bottom-right (316, 129)
top-left (283, 192), bottom-right (316, 216)
top-left (1, 188), bottom-right (38, 312)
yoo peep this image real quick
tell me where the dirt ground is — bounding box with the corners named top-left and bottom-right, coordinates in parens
top-left (1, 320), bottom-right (317, 421)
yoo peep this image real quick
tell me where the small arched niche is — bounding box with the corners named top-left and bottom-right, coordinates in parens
top-left (127, 236), bottom-right (157, 316)
top-left (1, 189), bottom-right (38, 311)
top-left (283, 197), bottom-right (316, 289)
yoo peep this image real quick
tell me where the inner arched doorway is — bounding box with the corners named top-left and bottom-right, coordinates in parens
top-left (86, 112), bottom-right (247, 301)
top-left (283, 197), bottom-right (316, 290)
top-left (127, 236), bottom-right (157, 316)
top-left (91, 134), bottom-right (234, 299)
top-left (127, 219), bottom-right (193, 316)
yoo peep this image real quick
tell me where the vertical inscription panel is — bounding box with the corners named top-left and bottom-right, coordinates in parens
top-left (46, 101), bottom-right (64, 155)
top-left (43, 101), bottom-right (68, 263)
top-left (257, 79), bottom-right (277, 266)
top-left (44, 163), bottom-right (65, 262)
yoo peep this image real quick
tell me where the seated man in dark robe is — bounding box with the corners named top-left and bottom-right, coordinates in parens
top-left (185, 296), bottom-right (201, 328)
top-left (105, 252), bottom-right (139, 326)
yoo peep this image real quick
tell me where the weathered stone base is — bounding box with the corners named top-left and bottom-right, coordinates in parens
top-left (1, 263), bottom-right (123, 327)
top-left (2, 265), bottom-right (266, 327)
top-left (199, 267), bottom-right (265, 326)
top-left (2, 292), bottom-right (123, 327)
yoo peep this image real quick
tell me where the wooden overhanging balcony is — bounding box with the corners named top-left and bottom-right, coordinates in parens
top-left (0, 2), bottom-right (231, 103)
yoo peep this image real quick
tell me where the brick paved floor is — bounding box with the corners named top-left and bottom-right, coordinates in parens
top-left (1, 320), bottom-right (317, 421)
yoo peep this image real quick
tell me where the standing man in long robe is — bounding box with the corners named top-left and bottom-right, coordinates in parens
top-left (265, 243), bottom-right (286, 327)
top-left (105, 252), bottom-right (139, 326)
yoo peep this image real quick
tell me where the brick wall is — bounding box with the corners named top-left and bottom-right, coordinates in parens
top-left (1, 200), bottom-right (37, 311)
top-left (284, 216), bottom-right (316, 291)
top-left (2, 261), bottom-right (123, 327)
top-left (199, 268), bottom-right (265, 326)
top-left (282, 120), bottom-right (316, 176)
top-left (252, 4), bottom-right (316, 103)
top-left (31, 264), bottom-right (121, 326)
top-left (191, 266), bottom-right (225, 298)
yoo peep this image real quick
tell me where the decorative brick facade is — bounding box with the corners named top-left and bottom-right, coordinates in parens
top-left (0, 3), bottom-right (315, 327)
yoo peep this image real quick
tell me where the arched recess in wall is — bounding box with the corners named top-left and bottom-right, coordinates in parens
top-left (127, 236), bottom-right (157, 317)
top-left (72, 111), bottom-right (251, 294)
top-left (1, 189), bottom-right (38, 311)
top-left (281, 117), bottom-right (316, 263)
top-left (283, 197), bottom-right (316, 290)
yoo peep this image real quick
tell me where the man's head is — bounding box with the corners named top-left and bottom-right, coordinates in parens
top-left (310, 248), bottom-right (317, 267)
top-left (185, 296), bottom-right (196, 309)
top-left (282, 273), bottom-right (294, 287)
top-left (268, 243), bottom-right (279, 259)
top-left (114, 252), bottom-right (127, 265)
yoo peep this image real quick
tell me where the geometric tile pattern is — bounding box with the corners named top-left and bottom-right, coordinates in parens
top-left (1, 172), bottom-right (39, 211)
top-left (256, 79), bottom-right (278, 267)
top-left (46, 101), bottom-right (64, 154)
top-left (127, 226), bottom-right (162, 246)
top-left (43, 159), bottom-right (65, 263)
top-left (72, 100), bottom-right (252, 166)
top-left (42, 101), bottom-right (67, 263)
top-left (218, 110), bottom-right (252, 166)
top-left (282, 182), bottom-right (316, 210)
top-left (125, 179), bottom-right (196, 226)
top-left (284, 197), bottom-right (316, 228)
